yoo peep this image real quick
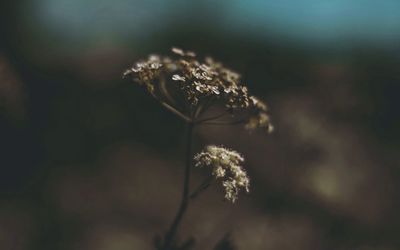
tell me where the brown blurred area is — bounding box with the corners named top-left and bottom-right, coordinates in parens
top-left (1, 1), bottom-right (400, 250)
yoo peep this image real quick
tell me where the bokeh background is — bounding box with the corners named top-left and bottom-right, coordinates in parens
top-left (1, 1), bottom-right (400, 249)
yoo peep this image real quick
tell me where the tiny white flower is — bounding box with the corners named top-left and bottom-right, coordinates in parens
top-left (172, 74), bottom-right (186, 82)
top-left (171, 47), bottom-right (185, 56)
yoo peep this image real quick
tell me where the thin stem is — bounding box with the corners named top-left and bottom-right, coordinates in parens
top-left (194, 103), bottom-right (205, 118)
top-left (189, 176), bottom-right (213, 200)
top-left (200, 118), bottom-right (247, 126)
top-left (162, 122), bottom-right (194, 249)
top-left (160, 102), bottom-right (192, 122)
top-left (197, 96), bottom-right (215, 117)
top-left (159, 75), bottom-right (177, 107)
top-left (146, 84), bottom-right (191, 122)
top-left (195, 112), bottom-right (229, 124)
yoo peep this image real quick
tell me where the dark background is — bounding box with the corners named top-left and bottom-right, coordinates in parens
top-left (1, 1), bottom-right (400, 249)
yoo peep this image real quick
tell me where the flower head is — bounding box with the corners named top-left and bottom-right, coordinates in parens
top-left (123, 47), bottom-right (273, 132)
top-left (245, 96), bottom-right (274, 133)
top-left (194, 145), bottom-right (250, 203)
top-left (123, 54), bottom-right (163, 93)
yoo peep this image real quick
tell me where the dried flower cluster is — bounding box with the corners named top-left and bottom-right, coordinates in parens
top-left (124, 47), bottom-right (274, 249)
top-left (123, 47), bottom-right (273, 132)
top-left (194, 145), bottom-right (250, 203)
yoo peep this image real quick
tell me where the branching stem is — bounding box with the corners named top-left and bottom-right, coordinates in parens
top-left (195, 112), bottom-right (230, 124)
top-left (200, 118), bottom-right (247, 126)
top-left (160, 102), bottom-right (192, 122)
top-left (189, 176), bottom-right (213, 200)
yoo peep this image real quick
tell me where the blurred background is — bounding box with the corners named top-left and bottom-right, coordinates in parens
top-left (1, 0), bottom-right (400, 249)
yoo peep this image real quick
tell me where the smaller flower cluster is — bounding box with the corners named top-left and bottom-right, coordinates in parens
top-left (123, 55), bottom-right (164, 93)
top-left (194, 145), bottom-right (250, 203)
top-left (246, 96), bottom-right (274, 133)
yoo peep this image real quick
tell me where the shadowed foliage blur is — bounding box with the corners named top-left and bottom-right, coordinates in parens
top-left (1, 1), bottom-right (400, 250)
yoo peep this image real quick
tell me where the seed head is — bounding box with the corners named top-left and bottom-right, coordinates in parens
top-left (123, 47), bottom-right (273, 132)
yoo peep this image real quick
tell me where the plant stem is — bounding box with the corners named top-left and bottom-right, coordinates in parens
top-left (195, 112), bottom-right (229, 124)
top-left (189, 176), bottom-right (213, 200)
top-left (162, 122), bottom-right (194, 249)
top-left (148, 90), bottom-right (191, 122)
top-left (160, 102), bottom-right (192, 122)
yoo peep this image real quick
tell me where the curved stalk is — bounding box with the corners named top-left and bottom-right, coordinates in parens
top-left (200, 118), bottom-right (247, 126)
top-left (195, 112), bottom-right (229, 124)
top-left (189, 176), bottom-right (213, 200)
top-left (160, 102), bottom-right (192, 122)
top-left (148, 90), bottom-right (191, 122)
